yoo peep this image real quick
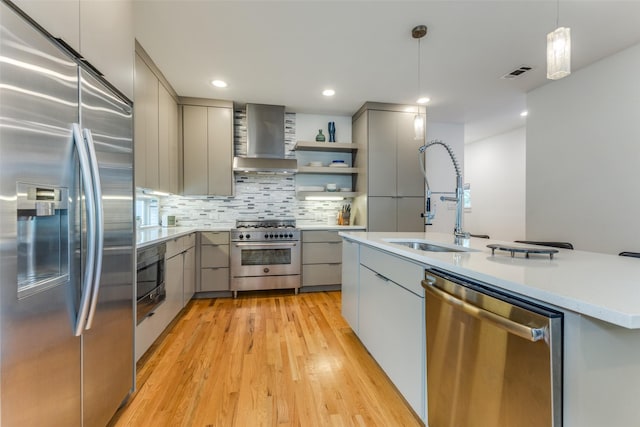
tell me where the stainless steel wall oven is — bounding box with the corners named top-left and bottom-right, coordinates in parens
top-left (136, 243), bottom-right (166, 323)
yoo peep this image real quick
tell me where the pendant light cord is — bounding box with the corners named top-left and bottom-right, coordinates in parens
top-left (556, 0), bottom-right (560, 27)
top-left (417, 37), bottom-right (422, 99)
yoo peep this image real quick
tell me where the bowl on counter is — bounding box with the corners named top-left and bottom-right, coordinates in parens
top-left (326, 183), bottom-right (338, 192)
top-left (340, 187), bottom-right (352, 192)
top-left (308, 161), bottom-right (324, 167)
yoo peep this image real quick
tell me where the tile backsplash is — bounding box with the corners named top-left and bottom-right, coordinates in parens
top-left (158, 110), bottom-right (349, 227)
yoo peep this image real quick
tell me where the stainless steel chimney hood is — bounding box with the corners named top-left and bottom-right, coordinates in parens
top-left (233, 103), bottom-right (297, 173)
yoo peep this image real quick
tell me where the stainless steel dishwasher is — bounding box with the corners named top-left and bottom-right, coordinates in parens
top-left (422, 269), bottom-right (562, 427)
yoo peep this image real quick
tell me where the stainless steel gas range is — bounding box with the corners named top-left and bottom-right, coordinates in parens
top-left (230, 219), bottom-right (301, 297)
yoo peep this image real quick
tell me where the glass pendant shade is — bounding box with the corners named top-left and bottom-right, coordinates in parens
top-left (414, 114), bottom-right (425, 140)
top-left (547, 27), bottom-right (571, 80)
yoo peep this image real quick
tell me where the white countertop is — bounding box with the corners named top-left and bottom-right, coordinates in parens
top-left (297, 225), bottom-right (366, 231)
top-left (339, 231), bottom-right (640, 329)
top-left (137, 225), bottom-right (365, 248)
top-left (136, 226), bottom-right (206, 248)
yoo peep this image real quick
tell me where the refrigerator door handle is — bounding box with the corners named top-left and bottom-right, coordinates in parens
top-left (83, 128), bottom-right (103, 330)
top-left (72, 123), bottom-right (96, 336)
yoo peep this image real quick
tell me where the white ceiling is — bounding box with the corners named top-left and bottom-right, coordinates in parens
top-left (133, 1), bottom-right (640, 143)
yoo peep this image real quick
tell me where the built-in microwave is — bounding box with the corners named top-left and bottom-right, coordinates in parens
top-left (136, 243), bottom-right (166, 324)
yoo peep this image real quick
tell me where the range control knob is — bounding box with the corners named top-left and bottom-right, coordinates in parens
top-left (245, 234), bottom-right (251, 239)
top-left (265, 233), bottom-right (270, 239)
top-left (239, 234), bottom-right (244, 239)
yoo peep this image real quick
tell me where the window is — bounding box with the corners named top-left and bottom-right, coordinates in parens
top-left (135, 192), bottom-right (159, 227)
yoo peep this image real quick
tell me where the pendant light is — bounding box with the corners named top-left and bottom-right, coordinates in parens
top-left (412, 25), bottom-right (427, 140)
top-left (547, 0), bottom-right (571, 79)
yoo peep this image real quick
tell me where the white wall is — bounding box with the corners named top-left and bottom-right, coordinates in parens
top-left (464, 127), bottom-right (526, 241)
top-left (424, 122), bottom-right (465, 234)
top-left (526, 42), bottom-right (640, 254)
top-left (295, 113), bottom-right (352, 143)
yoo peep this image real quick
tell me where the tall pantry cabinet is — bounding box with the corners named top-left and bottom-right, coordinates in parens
top-left (352, 103), bottom-right (426, 232)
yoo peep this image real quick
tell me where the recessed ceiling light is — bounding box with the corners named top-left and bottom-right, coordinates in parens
top-left (211, 80), bottom-right (228, 88)
top-left (417, 97), bottom-right (430, 104)
top-left (322, 89), bottom-right (335, 97)
top-left (520, 111), bottom-right (529, 117)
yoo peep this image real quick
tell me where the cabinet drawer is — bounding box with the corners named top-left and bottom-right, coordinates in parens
top-left (165, 233), bottom-right (196, 258)
top-left (183, 233), bottom-right (196, 249)
top-left (303, 242), bottom-right (343, 264)
top-left (302, 230), bottom-right (341, 243)
top-left (165, 237), bottom-right (182, 259)
top-left (201, 231), bottom-right (229, 245)
top-left (360, 245), bottom-right (424, 296)
top-left (302, 264), bottom-right (342, 287)
top-left (200, 267), bottom-right (229, 292)
top-left (201, 245), bottom-right (229, 268)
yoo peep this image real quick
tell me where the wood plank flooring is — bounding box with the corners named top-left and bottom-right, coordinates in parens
top-left (109, 291), bottom-right (423, 427)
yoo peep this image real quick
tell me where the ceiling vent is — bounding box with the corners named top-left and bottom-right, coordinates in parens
top-left (501, 65), bottom-right (533, 79)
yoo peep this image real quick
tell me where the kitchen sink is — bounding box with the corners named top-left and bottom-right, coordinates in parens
top-left (384, 240), bottom-right (469, 253)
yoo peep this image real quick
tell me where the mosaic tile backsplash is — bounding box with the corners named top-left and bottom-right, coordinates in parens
top-left (159, 110), bottom-right (348, 227)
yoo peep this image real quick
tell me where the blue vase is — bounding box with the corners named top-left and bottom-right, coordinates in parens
top-left (328, 121), bottom-right (336, 142)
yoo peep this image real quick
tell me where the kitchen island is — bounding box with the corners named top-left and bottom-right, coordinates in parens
top-left (340, 231), bottom-right (640, 427)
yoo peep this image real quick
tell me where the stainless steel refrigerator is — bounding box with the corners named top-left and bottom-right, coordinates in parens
top-left (0, 2), bottom-right (135, 426)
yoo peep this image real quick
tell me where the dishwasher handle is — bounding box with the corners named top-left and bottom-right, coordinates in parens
top-left (423, 279), bottom-right (546, 342)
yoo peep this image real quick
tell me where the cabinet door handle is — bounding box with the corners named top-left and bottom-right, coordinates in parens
top-left (375, 273), bottom-right (391, 282)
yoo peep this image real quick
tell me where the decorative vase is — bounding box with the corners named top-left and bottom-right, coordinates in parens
top-left (328, 121), bottom-right (336, 142)
top-left (315, 129), bottom-right (325, 142)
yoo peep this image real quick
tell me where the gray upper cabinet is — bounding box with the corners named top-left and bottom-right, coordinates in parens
top-left (396, 112), bottom-right (426, 197)
top-left (182, 105), bottom-right (208, 195)
top-left (134, 53), bottom-right (159, 190)
top-left (352, 103), bottom-right (426, 232)
top-left (12, 0), bottom-right (134, 99)
top-left (369, 109), bottom-right (424, 198)
top-left (134, 43), bottom-right (180, 193)
top-left (181, 99), bottom-right (233, 196)
top-left (79, 0), bottom-right (134, 98)
top-left (368, 110), bottom-right (397, 197)
top-left (158, 83), bottom-right (179, 194)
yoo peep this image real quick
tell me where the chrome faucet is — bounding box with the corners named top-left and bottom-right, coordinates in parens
top-left (418, 140), bottom-right (469, 239)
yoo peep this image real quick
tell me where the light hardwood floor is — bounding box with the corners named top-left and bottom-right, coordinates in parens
top-left (109, 291), bottom-right (423, 427)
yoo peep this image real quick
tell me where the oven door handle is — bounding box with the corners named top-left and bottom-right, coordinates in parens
top-left (234, 242), bottom-right (298, 247)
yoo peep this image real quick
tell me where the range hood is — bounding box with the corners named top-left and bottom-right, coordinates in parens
top-left (233, 103), bottom-right (298, 173)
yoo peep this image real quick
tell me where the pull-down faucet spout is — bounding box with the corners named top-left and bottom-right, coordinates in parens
top-left (418, 140), bottom-right (469, 239)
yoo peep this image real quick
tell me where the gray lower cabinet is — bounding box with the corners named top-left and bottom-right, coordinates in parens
top-left (341, 238), bottom-right (359, 332)
top-left (135, 233), bottom-right (195, 361)
top-left (355, 244), bottom-right (426, 421)
top-left (199, 231), bottom-right (230, 292)
top-left (183, 246), bottom-right (195, 304)
top-left (302, 230), bottom-right (342, 287)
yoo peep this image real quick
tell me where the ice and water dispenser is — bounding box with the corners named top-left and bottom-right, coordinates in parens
top-left (16, 183), bottom-right (69, 298)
